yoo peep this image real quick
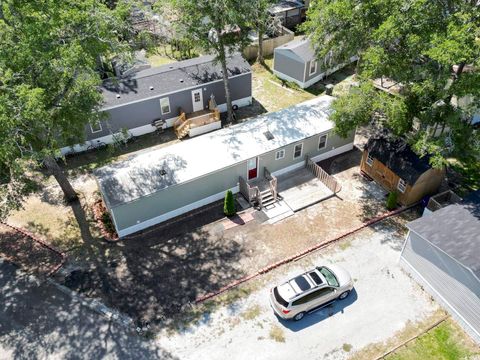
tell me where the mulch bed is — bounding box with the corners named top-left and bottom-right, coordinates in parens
top-left (92, 199), bottom-right (119, 241)
top-left (0, 224), bottom-right (63, 276)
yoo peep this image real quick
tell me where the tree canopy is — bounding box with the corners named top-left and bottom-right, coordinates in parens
top-left (0, 0), bottom-right (135, 212)
top-left (156, 0), bottom-right (251, 122)
top-left (303, 0), bottom-right (480, 168)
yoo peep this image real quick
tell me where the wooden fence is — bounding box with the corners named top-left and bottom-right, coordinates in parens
top-left (305, 155), bottom-right (342, 194)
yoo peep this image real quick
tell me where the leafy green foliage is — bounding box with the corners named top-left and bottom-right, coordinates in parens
top-left (156, 0), bottom-right (252, 122)
top-left (386, 191), bottom-right (398, 210)
top-left (0, 0), bottom-right (135, 209)
top-left (304, 0), bottom-right (480, 168)
top-left (223, 190), bottom-right (236, 217)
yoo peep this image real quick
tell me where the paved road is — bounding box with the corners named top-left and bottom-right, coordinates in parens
top-left (0, 259), bottom-right (176, 360)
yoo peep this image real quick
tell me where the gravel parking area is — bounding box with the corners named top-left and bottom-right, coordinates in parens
top-left (156, 221), bottom-right (439, 360)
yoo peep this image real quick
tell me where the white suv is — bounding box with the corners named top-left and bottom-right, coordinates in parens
top-left (269, 265), bottom-right (354, 321)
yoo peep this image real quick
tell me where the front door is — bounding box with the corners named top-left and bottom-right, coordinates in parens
top-left (247, 157), bottom-right (259, 180)
top-left (191, 89), bottom-right (203, 112)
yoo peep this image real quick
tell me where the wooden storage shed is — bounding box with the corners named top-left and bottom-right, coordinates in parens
top-left (360, 136), bottom-right (445, 205)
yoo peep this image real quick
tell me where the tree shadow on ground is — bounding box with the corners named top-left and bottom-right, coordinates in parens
top-left (318, 148), bottom-right (388, 222)
top-left (0, 260), bottom-right (176, 360)
top-left (62, 199), bottom-right (246, 333)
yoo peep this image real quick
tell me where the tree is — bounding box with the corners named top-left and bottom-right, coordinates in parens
top-left (0, 0), bottom-right (135, 210)
top-left (223, 190), bottom-right (236, 216)
top-left (157, 0), bottom-right (251, 123)
top-left (303, 0), bottom-right (480, 168)
top-left (247, 0), bottom-right (278, 65)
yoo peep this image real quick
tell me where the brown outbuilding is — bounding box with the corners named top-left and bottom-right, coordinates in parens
top-left (360, 136), bottom-right (445, 205)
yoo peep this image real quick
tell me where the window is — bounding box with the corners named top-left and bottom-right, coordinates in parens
top-left (275, 149), bottom-right (285, 160)
top-left (194, 92), bottom-right (201, 102)
top-left (160, 97), bottom-right (171, 115)
top-left (366, 152), bottom-right (374, 166)
top-left (397, 178), bottom-right (407, 193)
top-left (309, 60), bottom-right (317, 75)
top-left (292, 287), bottom-right (334, 306)
top-left (90, 121), bottom-right (102, 133)
top-left (318, 267), bottom-right (339, 287)
top-left (318, 134), bottom-right (328, 149)
top-left (273, 287), bottom-right (289, 308)
top-left (293, 143), bottom-right (303, 159)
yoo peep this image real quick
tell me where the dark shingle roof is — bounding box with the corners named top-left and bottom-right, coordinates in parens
top-left (366, 136), bottom-right (432, 184)
top-left (407, 191), bottom-right (480, 278)
top-left (101, 53), bottom-right (251, 109)
top-left (277, 37), bottom-right (315, 62)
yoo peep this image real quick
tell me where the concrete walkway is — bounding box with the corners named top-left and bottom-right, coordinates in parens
top-left (0, 259), bottom-right (175, 360)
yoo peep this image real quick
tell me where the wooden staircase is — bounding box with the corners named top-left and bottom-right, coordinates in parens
top-left (260, 188), bottom-right (276, 207)
top-left (173, 111), bottom-right (190, 139)
top-left (173, 108), bottom-right (221, 139)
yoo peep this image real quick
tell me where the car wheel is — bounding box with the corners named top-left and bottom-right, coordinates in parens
top-left (338, 290), bottom-right (350, 300)
top-left (293, 312), bottom-right (305, 321)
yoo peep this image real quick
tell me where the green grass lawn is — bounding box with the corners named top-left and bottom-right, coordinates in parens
top-left (386, 319), bottom-right (479, 360)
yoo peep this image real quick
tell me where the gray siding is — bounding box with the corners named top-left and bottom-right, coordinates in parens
top-left (304, 59), bottom-right (319, 83)
top-left (401, 231), bottom-right (480, 343)
top-left (85, 73), bottom-right (252, 141)
top-left (112, 129), bottom-right (354, 231)
top-left (273, 50), bottom-right (306, 83)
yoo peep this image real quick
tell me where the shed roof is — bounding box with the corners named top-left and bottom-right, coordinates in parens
top-left (407, 191), bottom-right (480, 278)
top-left (366, 136), bottom-right (432, 184)
top-left (100, 53), bottom-right (251, 110)
top-left (276, 37), bottom-right (315, 62)
top-left (95, 96), bottom-right (336, 208)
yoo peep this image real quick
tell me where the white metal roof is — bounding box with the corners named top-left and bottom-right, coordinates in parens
top-left (95, 95), bottom-right (336, 207)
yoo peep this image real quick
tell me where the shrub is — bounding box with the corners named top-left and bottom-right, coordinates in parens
top-left (223, 190), bottom-right (236, 216)
top-left (386, 191), bottom-right (398, 210)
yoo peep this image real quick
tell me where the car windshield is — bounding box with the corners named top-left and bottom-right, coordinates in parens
top-left (319, 267), bottom-right (339, 287)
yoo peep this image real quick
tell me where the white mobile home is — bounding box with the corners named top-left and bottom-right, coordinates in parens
top-left (95, 96), bottom-right (354, 237)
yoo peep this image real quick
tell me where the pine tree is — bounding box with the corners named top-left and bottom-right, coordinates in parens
top-left (223, 190), bottom-right (236, 217)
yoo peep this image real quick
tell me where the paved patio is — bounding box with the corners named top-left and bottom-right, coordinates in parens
top-left (276, 167), bottom-right (333, 211)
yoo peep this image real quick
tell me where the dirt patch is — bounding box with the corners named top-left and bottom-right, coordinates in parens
top-left (0, 225), bottom-right (63, 276)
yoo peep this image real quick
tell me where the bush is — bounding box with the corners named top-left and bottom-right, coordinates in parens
top-left (386, 191), bottom-right (398, 210)
top-left (223, 190), bottom-right (236, 217)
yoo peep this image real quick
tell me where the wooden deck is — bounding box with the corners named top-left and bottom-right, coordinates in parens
top-left (276, 167), bottom-right (333, 211)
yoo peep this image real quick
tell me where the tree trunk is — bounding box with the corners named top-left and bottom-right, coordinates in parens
top-left (44, 156), bottom-right (78, 202)
top-left (217, 36), bottom-right (234, 124)
top-left (257, 28), bottom-right (265, 65)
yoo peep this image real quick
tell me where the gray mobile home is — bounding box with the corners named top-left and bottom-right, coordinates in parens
top-left (400, 191), bottom-right (480, 344)
top-left (61, 53), bottom-right (252, 154)
top-left (273, 37), bottom-right (357, 89)
top-left (268, 1), bottom-right (306, 29)
top-left (95, 95), bottom-right (354, 237)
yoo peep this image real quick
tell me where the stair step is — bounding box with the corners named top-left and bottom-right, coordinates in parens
top-left (262, 194), bottom-right (273, 201)
top-left (262, 198), bottom-right (276, 207)
top-left (260, 189), bottom-right (271, 195)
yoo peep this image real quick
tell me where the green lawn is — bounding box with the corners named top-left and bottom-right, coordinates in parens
top-left (386, 319), bottom-right (479, 360)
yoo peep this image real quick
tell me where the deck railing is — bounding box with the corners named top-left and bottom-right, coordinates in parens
top-left (239, 176), bottom-right (261, 207)
top-left (264, 167), bottom-right (278, 201)
top-left (173, 108), bottom-right (220, 139)
top-left (305, 155), bottom-right (342, 194)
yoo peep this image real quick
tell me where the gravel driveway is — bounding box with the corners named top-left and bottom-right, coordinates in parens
top-left (156, 222), bottom-right (439, 360)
